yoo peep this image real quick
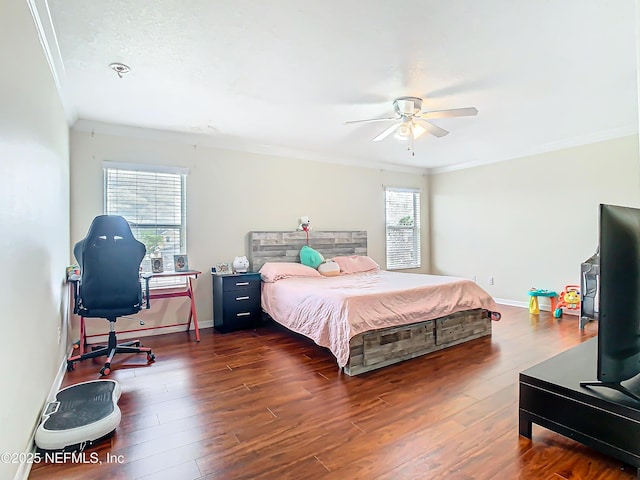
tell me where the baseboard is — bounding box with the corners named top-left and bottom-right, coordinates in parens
top-left (494, 298), bottom-right (529, 309)
top-left (12, 453), bottom-right (33, 480)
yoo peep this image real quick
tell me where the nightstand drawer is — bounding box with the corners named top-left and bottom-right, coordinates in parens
top-left (226, 310), bottom-right (260, 322)
top-left (223, 291), bottom-right (260, 313)
top-left (222, 274), bottom-right (261, 292)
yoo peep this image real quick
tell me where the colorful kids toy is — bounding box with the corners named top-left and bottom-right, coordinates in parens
top-left (528, 288), bottom-right (558, 314)
top-left (553, 285), bottom-right (581, 318)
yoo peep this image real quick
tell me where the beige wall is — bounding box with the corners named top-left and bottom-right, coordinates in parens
top-left (69, 131), bottom-right (640, 330)
top-left (70, 130), bottom-right (429, 335)
top-left (0, 3), bottom-right (70, 479)
top-left (430, 135), bottom-right (640, 308)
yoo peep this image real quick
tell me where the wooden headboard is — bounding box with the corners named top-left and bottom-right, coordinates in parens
top-left (249, 231), bottom-right (367, 271)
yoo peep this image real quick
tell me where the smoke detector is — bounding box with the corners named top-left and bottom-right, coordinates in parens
top-left (109, 62), bottom-right (131, 78)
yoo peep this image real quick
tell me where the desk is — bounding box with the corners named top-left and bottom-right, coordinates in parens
top-left (77, 270), bottom-right (201, 353)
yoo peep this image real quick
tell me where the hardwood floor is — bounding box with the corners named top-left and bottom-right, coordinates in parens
top-left (29, 306), bottom-right (636, 480)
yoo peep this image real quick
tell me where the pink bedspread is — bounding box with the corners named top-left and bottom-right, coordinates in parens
top-left (261, 270), bottom-right (499, 367)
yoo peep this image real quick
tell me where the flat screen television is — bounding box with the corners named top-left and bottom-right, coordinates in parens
top-left (580, 203), bottom-right (640, 402)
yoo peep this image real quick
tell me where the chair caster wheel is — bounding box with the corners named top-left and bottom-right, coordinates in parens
top-left (66, 362), bottom-right (76, 372)
top-left (100, 366), bottom-right (111, 376)
top-left (147, 353), bottom-right (155, 363)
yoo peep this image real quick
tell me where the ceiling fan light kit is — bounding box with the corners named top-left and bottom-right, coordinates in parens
top-left (346, 96), bottom-right (478, 155)
top-left (395, 123), bottom-right (412, 138)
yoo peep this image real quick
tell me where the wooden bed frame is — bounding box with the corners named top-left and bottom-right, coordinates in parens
top-left (249, 231), bottom-right (492, 375)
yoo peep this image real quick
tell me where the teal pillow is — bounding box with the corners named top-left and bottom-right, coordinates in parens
top-left (300, 245), bottom-right (324, 269)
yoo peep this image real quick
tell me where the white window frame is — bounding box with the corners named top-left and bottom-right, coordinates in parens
top-left (103, 161), bottom-right (188, 288)
top-left (385, 187), bottom-right (421, 270)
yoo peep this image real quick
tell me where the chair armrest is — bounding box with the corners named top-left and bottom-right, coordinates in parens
top-left (141, 273), bottom-right (152, 309)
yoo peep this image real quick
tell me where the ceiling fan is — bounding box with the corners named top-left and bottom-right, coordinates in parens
top-left (345, 96), bottom-right (478, 154)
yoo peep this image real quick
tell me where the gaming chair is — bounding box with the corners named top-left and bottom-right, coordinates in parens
top-left (66, 215), bottom-right (155, 375)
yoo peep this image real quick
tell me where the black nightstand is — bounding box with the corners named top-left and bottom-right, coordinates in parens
top-left (211, 271), bottom-right (261, 333)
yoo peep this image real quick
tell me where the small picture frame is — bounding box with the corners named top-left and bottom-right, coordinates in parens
top-left (214, 262), bottom-right (232, 275)
top-left (151, 257), bottom-right (164, 273)
top-left (174, 254), bottom-right (189, 272)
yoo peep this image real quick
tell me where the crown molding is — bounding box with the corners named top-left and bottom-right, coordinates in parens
top-left (27, 0), bottom-right (77, 125)
top-left (72, 120), bottom-right (429, 175)
top-left (428, 124), bottom-right (638, 175)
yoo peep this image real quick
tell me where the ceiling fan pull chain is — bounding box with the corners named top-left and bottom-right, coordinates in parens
top-left (409, 125), bottom-right (415, 156)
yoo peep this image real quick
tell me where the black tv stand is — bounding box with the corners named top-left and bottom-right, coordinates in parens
top-left (519, 338), bottom-right (640, 478)
top-left (580, 380), bottom-right (640, 403)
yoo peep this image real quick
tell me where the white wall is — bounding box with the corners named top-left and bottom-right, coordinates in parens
top-left (70, 130), bottom-right (429, 336)
top-left (430, 135), bottom-right (640, 308)
top-left (0, 2), bottom-right (70, 479)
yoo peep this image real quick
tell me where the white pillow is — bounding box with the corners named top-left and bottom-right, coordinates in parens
top-left (318, 260), bottom-right (340, 277)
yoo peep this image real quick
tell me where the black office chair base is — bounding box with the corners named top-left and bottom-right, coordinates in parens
top-left (67, 331), bottom-right (155, 376)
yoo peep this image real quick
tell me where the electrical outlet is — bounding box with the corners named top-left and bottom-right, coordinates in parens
top-left (57, 326), bottom-right (61, 344)
top-left (488, 276), bottom-right (495, 286)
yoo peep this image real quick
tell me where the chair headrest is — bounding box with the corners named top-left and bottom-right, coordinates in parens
top-left (84, 215), bottom-right (136, 242)
top-left (75, 215), bottom-right (144, 268)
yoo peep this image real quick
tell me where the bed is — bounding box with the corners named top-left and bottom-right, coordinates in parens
top-left (249, 231), bottom-right (500, 375)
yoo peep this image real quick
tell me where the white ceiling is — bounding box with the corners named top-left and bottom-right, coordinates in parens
top-left (35, 0), bottom-right (638, 173)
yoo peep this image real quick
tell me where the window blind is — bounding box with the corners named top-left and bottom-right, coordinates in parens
top-left (385, 187), bottom-right (421, 270)
top-left (104, 164), bottom-right (187, 287)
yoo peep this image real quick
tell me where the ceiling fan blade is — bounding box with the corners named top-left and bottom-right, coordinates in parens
top-left (372, 123), bottom-right (401, 142)
top-left (345, 116), bottom-right (398, 125)
top-left (420, 107), bottom-right (478, 119)
top-left (416, 119), bottom-right (449, 138)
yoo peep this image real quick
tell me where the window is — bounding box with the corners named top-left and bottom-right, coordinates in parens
top-left (104, 161), bottom-right (187, 286)
top-left (385, 187), bottom-right (421, 270)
